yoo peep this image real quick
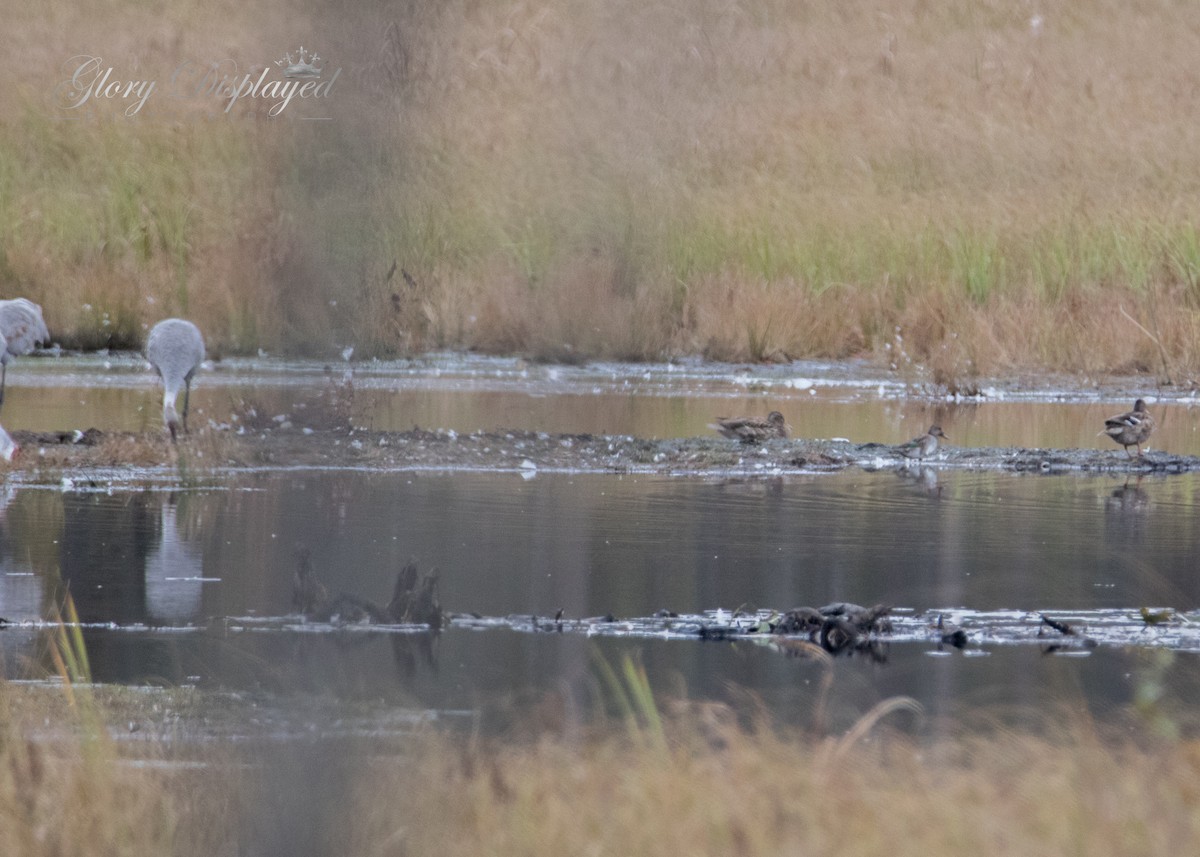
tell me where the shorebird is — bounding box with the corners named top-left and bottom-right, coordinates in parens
top-left (711, 411), bottom-right (790, 444)
top-left (1100, 399), bottom-right (1155, 459)
top-left (896, 425), bottom-right (948, 460)
top-left (0, 298), bottom-right (50, 411)
top-left (145, 318), bottom-right (205, 441)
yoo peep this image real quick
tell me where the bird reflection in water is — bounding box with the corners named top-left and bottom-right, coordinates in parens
top-left (145, 496), bottom-right (205, 624)
top-left (1105, 477), bottom-right (1150, 515)
top-left (896, 465), bottom-right (942, 498)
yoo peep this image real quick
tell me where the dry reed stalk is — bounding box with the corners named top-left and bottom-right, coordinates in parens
top-left (8, 1), bottom-right (1200, 372)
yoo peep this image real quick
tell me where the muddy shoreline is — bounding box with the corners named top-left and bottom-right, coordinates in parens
top-left (10, 425), bottom-right (1200, 480)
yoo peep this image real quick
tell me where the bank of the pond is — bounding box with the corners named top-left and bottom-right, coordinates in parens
top-left (9, 425), bottom-right (1200, 481)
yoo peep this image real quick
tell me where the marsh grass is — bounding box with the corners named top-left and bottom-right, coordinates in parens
top-left (348, 706), bottom-right (1200, 857)
top-left (2, 655), bottom-right (1200, 857)
top-left (0, 681), bottom-right (243, 857)
top-left (9, 0), bottom-right (1200, 377)
top-left (47, 591), bottom-right (91, 695)
top-left (0, 597), bottom-right (238, 857)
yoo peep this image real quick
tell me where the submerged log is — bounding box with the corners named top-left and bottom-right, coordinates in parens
top-left (292, 549), bottom-right (443, 628)
top-left (387, 561), bottom-right (443, 629)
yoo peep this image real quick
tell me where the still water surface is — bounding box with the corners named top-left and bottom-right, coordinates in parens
top-left (5, 353), bottom-right (1200, 454)
top-left (1, 469), bottom-right (1198, 733)
top-left (0, 353), bottom-right (1198, 736)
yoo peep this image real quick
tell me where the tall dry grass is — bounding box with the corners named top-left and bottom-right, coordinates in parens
top-left (0, 683), bottom-right (243, 857)
top-left (349, 708), bottom-right (1200, 857)
top-left (6, 0), bottom-right (1200, 374)
top-left (2, 673), bottom-right (1200, 857)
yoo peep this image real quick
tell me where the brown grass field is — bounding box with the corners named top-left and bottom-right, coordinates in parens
top-left (6, 1), bottom-right (1200, 378)
top-left (3, 675), bottom-right (1200, 857)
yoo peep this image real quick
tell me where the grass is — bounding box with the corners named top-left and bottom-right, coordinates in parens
top-left (378, 715), bottom-right (1200, 857)
top-left (7, 0), bottom-right (1200, 377)
top-left (0, 595), bottom-right (232, 855)
top-left (9, 682), bottom-right (1197, 857)
top-left (0, 681), bottom-right (240, 857)
top-left (1, 644), bottom-right (1199, 856)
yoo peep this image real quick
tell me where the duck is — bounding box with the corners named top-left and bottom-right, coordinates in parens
top-left (936, 614), bottom-right (968, 648)
top-left (896, 425), bottom-right (947, 460)
top-left (711, 411), bottom-right (790, 444)
top-left (1100, 399), bottom-right (1155, 459)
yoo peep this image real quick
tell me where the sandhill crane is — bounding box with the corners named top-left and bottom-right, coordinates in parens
top-left (0, 420), bottom-right (17, 462)
top-left (145, 318), bottom-right (205, 441)
top-left (0, 298), bottom-right (50, 410)
top-left (0, 330), bottom-right (20, 461)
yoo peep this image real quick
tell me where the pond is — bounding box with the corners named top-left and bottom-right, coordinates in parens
top-left (2, 467), bottom-right (1199, 737)
top-left (6, 352), bottom-right (1200, 453)
top-left (0, 353), bottom-right (1198, 741)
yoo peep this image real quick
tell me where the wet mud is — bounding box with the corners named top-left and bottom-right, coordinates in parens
top-left (8, 424), bottom-right (1200, 480)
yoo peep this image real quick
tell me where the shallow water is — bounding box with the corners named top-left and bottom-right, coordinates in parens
top-left (5, 352), bottom-right (1200, 455)
top-left (2, 353), bottom-right (1199, 738)
top-left (2, 468), bottom-right (1199, 734)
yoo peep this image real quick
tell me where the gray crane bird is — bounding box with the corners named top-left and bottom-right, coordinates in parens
top-left (1100, 399), bottom-right (1155, 459)
top-left (145, 318), bottom-right (205, 441)
top-left (0, 331), bottom-right (13, 460)
top-left (0, 298), bottom-right (50, 411)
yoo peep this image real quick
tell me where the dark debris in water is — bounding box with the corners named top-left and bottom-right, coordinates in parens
top-left (212, 601), bottom-right (1200, 656)
top-left (13, 427), bottom-right (104, 447)
top-left (292, 547), bottom-right (443, 629)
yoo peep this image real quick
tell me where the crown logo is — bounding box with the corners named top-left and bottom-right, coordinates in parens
top-left (275, 46), bottom-right (323, 79)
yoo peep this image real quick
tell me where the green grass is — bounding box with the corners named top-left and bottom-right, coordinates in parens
top-left (7, 0), bottom-right (1200, 376)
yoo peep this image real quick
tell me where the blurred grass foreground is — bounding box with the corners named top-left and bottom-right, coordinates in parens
top-left (3, 673), bottom-right (1200, 857)
top-left (5, 0), bottom-right (1200, 378)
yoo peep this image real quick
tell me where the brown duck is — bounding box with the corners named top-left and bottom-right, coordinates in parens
top-left (1100, 399), bottom-right (1155, 459)
top-left (895, 424), bottom-right (948, 460)
top-left (711, 411), bottom-right (790, 444)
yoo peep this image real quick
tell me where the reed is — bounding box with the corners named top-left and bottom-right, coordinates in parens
top-left (8, 0), bottom-right (1200, 377)
top-left (352, 706), bottom-right (1200, 857)
top-left (2, 665), bottom-right (1199, 856)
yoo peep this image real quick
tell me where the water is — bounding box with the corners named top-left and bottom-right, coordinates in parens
top-left (2, 468), bottom-right (1199, 735)
top-left (1, 353), bottom-right (1199, 738)
top-left (6, 352), bottom-right (1200, 454)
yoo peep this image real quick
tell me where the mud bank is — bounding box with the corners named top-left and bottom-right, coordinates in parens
top-left (8, 426), bottom-right (1200, 480)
